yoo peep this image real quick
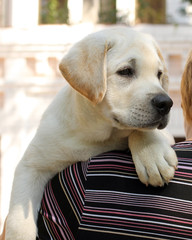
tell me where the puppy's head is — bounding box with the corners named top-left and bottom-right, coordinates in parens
top-left (59, 27), bottom-right (172, 130)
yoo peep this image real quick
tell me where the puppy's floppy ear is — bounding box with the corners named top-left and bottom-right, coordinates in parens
top-left (181, 50), bottom-right (192, 123)
top-left (151, 37), bottom-right (169, 92)
top-left (156, 47), bottom-right (169, 92)
top-left (59, 35), bottom-right (109, 104)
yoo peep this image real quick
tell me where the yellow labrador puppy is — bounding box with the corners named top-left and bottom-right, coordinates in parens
top-left (5, 27), bottom-right (177, 240)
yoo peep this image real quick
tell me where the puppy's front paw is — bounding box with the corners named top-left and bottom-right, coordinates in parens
top-left (129, 130), bottom-right (178, 187)
top-left (6, 209), bottom-right (36, 240)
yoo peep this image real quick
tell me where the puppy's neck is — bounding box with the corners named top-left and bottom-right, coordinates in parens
top-left (47, 86), bottom-right (131, 143)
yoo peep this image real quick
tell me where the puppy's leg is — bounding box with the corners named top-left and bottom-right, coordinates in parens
top-left (129, 129), bottom-right (178, 187)
top-left (5, 163), bottom-right (51, 240)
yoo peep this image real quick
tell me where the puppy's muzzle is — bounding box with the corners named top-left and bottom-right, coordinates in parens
top-left (151, 94), bottom-right (173, 116)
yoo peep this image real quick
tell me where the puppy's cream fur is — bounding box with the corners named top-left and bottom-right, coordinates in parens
top-left (5, 27), bottom-right (177, 240)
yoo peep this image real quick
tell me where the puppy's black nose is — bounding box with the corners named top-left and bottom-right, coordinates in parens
top-left (151, 94), bottom-right (173, 116)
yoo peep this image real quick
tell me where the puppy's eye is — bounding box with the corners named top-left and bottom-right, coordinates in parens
top-left (157, 70), bottom-right (163, 79)
top-left (117, 68), bottom-right (135, 77)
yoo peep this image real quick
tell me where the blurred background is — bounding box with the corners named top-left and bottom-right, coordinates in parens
top-left (0, 0), bottom-right (192, 231)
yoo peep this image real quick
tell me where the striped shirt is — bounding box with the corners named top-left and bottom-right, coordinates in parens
top-left (37, 141), bottom-right (192, 240)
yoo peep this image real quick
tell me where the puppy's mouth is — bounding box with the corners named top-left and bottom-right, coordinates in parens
top-left (142, 118), bottom-right (168, 130)
top-left (113, 116), bottom-right (168, 130)
top-left (157, 120), bottom-right (167, 130)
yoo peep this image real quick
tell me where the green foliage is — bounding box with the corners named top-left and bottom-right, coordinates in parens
top-left (40, 0), bottom-right (68, 24)
top-left (136, 0), bottom-right (166, 24)
top-left (183, 0), bottom-right (192, 3)
top-left (99, 9), bottom-right (117, 24)
top-left (180, 0), bottom-right (192, 17)
top-left (99, 0), bottom-right (116, 24)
